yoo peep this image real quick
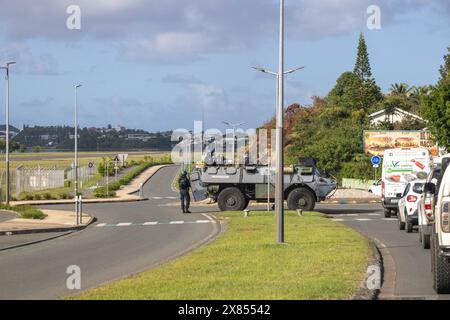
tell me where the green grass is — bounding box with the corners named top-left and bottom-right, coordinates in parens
top-left (0, 204), bottom-right (47, 220)
top-left (74, 211), bottom-right (370, 300)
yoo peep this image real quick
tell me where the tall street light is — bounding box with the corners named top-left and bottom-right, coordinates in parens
top-left (251, 66), bottom-right (304, 213)
top-left (74, 84), bottom-right (82, 200)
top-left (1, 61), bottom-right (16, 205)
top-left (276, 0), bottom-right (285, 243)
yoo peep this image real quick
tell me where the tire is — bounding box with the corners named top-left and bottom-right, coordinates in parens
top-left (419, 226), bottom-right (423, 243)
top-left (432, 235), bottom-right (450, 294)
top-left (398, 213), bottom-right (405, 230)
top-left (423, 234), bottom-right (431, 250)
top-left (384, 210), bottom-right (392, 218)
top-left (217, 187), bottom-right (247, 211)
top-left (287, 188), bottom-right (315, 211)
top-left (406, 219), bottom-right (413, 233)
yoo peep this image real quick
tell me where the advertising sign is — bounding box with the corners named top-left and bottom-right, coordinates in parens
top-left (364, 130), bottom-right (437, 157)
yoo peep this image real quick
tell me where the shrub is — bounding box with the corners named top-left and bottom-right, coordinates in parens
top-left (58, 192), bottom-right (70, 199)
top-left (43, 193), bottom-right (53, 200)
top-left (33, 194), bottom-right (42, 201)
top-left (0, 204), bottom-right (47, 220)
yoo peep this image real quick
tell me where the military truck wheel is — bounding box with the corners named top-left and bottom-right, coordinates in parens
top-left (217, 187), bottom-right (247, 211)
top-left (287, 188), bottom-right (315, 211)
top-left (433, 235), bottom-right (450, 294)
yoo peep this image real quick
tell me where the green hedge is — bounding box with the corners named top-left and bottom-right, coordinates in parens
top-left (93, 156), bottom-right (172, 198)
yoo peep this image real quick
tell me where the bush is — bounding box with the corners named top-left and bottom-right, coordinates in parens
top-left (58, 192), bottom-right (70, 199)
top-left (0, 204), bottom-right (47, 220)
top-left (33, 194), bottom-right (42, 201)
top-left (43, 193), bottom-right (53, 200)
top-left (19, 193), bottom-right (35, 201)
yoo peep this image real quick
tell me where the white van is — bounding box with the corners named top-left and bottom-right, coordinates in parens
top-left (382, 148), bottom-right (432, 218)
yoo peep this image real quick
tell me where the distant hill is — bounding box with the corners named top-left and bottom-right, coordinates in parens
top-left (12, 125), bottom-right (175, 151)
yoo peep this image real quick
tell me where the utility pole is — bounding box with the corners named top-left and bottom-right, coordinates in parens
top-left (74, 84), bottom-right (82, 200)
top-left (275, 0), bottom-right (285, 243)
top-left (1, 61), bottom-right (16, 206)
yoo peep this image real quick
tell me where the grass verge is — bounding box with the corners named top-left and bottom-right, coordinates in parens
top-left (74, 211), bottom-right (370, 300)
top-left (0, 204), bottom-right (47, 220)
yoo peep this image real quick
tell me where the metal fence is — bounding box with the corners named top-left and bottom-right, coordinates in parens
top-left (66, 165), bottom-right (97, 188)
top-left (15, 166), bottom-right (65, 196)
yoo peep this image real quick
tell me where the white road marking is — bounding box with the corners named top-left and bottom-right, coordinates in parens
top-left (96, 223), bottom-right (107, 227)
top-left (166, 196), bottom-right (177, 199)
top-left (196, 220), bottom-right (212, 224)
top-left (152, 197), bottom-right (163, 200)
top-left (117, 222), bottom-right (132, 226)
top-left (143, 222), bottom-right (158, 226)
top-left (368, 213), bottom-right (381, 216)
top-left (170, 221), bottom-right (185, 225)
top-left (383, 218), bottom-right (397, 221)
top-left (356, 218), bottom-right (372, 221)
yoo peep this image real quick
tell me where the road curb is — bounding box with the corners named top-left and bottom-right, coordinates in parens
top-left (0, 214), bottom-right (97, 237)
top-left (352, 240), bottom-right (382, 300)
top-left (323, 198), bottom-right (380, 205)
top-left (0, 216), bottom-right (97, 252)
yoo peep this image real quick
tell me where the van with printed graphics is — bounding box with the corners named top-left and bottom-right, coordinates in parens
top-left (382, 148), bottom-right (432, 218)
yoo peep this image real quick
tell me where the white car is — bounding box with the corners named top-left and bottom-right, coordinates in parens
top-left (398, 181), bottom-right (425, 233)
top-left (368, 179), bottom-right (382, 197)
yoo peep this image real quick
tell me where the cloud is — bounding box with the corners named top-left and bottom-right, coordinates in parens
top-left (0, 44), bottom-right (67, 75)
top-left (0, 0), bottom-right (448, 64)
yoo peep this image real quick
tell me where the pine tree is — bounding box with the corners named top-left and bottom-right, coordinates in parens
top-left (354, 32), bottom-right (373, 84)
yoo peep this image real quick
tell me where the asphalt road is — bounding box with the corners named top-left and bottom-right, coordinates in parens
top-left (316, 203), bottom-right (448, 300)
top-left (0, 165), bottom-right (219, 299)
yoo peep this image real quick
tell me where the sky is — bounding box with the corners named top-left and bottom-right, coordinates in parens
top-left (0, 0), bottom-right (448, 133)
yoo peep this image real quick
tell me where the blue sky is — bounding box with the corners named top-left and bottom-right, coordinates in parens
top-left (0, 0), bottom-right (448, 132)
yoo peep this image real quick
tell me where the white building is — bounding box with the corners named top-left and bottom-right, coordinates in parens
top-left (369, 107), bottom-right (424, 126)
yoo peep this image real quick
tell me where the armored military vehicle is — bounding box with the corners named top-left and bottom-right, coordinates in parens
top-left (190, 158), bottom-right (337, 211)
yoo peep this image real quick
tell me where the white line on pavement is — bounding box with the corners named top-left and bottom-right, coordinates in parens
top-left (117, 223), bottom-right (133, 226)
top-left (143, 222), bottom-right (158, 226)
top-left (356, 218), bottom-right (372, 221)
top-left (170, 221), bottom-right (185, 224)
top-left (96, 223), bottom-right (107, 227)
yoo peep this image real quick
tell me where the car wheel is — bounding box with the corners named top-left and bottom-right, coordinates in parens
top-left (398, 213), bottom-right (405, 230)
top-left (217, 187), bottom-right (247, 212)
top-left (433, 234), bottom-right (450, 294)
top-left (287, 188), bottom-right (315, 211)
top-left (423, 234), bottom-right (431, 250)
top-left (384, 209), bottom-right (392, 218)
top-left (406, 219), bottom-right (414, 233)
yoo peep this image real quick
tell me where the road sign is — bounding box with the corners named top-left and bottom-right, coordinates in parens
top-left (373, 164), bottom-right (379, 168)
top-left (88, 162), bottom-right (94, 168)
top-left (371, 156), bottom-right (381, 166)
top-left (117, 154), bottom-right (129, 166)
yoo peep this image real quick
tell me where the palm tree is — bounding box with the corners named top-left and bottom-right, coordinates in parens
top-left (389, 83), bottom-right (411, 95)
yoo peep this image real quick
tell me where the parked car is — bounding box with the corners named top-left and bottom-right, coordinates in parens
top-left (397, 181), bottom-right (425, 233)
top-left (431, 162), bottom-right (450, 293)
top-left (382, 148), bottom-right (432, 218)
top-left (368, 179), bottom-right (382, 197)
top-left (418, 166), bottom-right (442, 249)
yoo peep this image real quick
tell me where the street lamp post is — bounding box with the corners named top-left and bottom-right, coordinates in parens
top-left (1, 61), bottom-right (16, 205)
top-left (74, 84), bottom-right (82, 202)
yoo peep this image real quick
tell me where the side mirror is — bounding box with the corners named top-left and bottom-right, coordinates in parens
top-left (423, 182), bottom-right (436, 195)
